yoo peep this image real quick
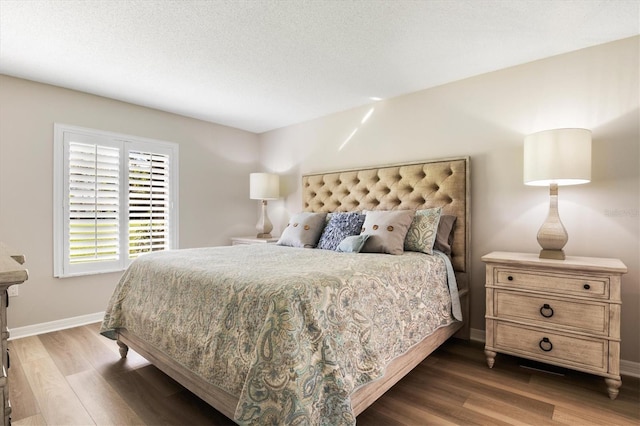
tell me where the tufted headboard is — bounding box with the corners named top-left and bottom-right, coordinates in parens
top-left (302, 157), bottom-right (470, 287)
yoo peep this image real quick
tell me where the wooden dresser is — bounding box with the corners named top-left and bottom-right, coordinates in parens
top-left (482, 251), bottom-right (627, 399)
top-left (0, 243), bottom-right (28, 425)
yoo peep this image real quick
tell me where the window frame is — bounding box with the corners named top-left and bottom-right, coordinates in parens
top-left (53, 123), bottom-right (179, 278)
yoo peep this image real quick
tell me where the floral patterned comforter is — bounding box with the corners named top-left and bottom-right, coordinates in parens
top-left (100, 244), bottom-right (461, 425)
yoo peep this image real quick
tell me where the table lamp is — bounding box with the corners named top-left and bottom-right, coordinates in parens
top-left (249, 173), bottom-right (279, 238)
top-left (524, 128), bottom-right (592, 260)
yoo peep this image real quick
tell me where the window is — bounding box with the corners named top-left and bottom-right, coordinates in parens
top-left (54, 124), bottom-right (179, 277)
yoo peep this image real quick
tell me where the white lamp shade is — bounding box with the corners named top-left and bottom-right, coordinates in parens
top-left (250, 173), bottom-right (279, 200)
top-left (524, 128), bottom-right (592, 186)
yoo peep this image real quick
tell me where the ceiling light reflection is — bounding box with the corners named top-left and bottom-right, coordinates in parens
top-left (361, 108), bottom-right (374, 124)
top-left (339, 128), bottom-right (358, 151)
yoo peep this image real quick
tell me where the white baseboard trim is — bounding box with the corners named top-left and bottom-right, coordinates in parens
top-left (469, 327), bottom-right (640, 379)
top-left (470, 327), bottom-right (485, 343)
top-left (8, 312), bottom-right (104, 340)
top-left (620, 360), bottom-right (640, 378)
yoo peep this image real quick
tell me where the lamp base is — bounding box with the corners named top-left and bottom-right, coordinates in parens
top-left (255, 200), bottom-right (274, 239)
top-left (539, 248), bottom-right (566, 260)
top-left (536, 183), bottom-right (568, 261)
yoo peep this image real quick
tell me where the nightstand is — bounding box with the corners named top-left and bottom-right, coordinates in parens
top-left (230, 236), bottom-right (279, 246)
top-left (482, 251), bottom-right (627, 400)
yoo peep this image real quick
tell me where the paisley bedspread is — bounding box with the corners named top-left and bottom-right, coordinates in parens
top-left (100, 244), bottom-right (461, 425)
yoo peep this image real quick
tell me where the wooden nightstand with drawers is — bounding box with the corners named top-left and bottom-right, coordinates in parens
top-left (482, 251), bottom-right (627, 399)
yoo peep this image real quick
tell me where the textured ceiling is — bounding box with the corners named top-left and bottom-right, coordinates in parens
top-left (1, 0), bottom-right (638, 133)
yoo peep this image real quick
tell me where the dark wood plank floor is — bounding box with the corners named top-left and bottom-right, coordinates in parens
top-left (8, 323), bottom-right (640, 425)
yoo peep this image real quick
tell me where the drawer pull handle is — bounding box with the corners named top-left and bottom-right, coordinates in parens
top-left (583, 284), bottom-right (591, 290)
top-left (539, 337), bottom-right (553, 352)
top-left (507, 275), bottom-right (514, 281)
top-left (539, 304), bottom-right (554, 318)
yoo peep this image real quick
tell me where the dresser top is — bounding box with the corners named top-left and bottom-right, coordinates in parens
top-left (0, 242), bottom-right (28, 284)
top-left (482, 251), bottom-right (627, 274)
top-left (231, 236), bottom-right (279, 243)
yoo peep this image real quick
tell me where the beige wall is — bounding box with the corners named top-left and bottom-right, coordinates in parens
top-left (259, 37), bottom-right (640, 363)
top-left (0, 75), bottom-right (260, 328)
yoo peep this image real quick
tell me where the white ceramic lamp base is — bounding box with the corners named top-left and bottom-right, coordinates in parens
top-left (256, 200), bottom-right (273, 239)
top-left (536, 183), bottom-right (568, 260)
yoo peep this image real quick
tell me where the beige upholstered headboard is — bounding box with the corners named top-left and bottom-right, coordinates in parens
top-left (302, 157), bottom-right (470, 282)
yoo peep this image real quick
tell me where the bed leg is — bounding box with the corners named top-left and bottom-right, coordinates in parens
top-left (117, 340), bottom-right (129, 358)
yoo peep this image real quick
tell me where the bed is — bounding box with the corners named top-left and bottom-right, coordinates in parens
top-left (100, 157), bottom-right (470, 424)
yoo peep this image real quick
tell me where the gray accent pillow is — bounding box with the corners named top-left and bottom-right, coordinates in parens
top-left (404, 207), bottom-right (442, 255)
top-left (360, 210), bottom-right (415, 255)
top-left (336, 234), bottom-right (370, 253)
top-left (317, 212), bottom-right (366, 251)
top-left (433, 214), bottom-right (457, 255)
top-left (277, 212), bottom-right (327, 248)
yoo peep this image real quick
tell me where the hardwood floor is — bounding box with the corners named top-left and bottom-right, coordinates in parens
top-left (8, 323), bottom-right (639, 425)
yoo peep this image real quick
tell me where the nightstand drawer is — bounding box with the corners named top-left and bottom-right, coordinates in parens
top-left (495, 269), bottom-right (608, 298)
top-left (494, 322), bottom-right (607, 372)
top-left (495, 291), bottom-right (608, 335)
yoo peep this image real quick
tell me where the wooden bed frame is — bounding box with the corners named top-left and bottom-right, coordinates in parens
top-left (115, 156), bottom-right (471, 421)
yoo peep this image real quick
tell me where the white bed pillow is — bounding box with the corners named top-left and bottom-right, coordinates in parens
top-left (277, 212), bottom-right (327, 248)
top-left (360, 210), bottom-right (415, 255)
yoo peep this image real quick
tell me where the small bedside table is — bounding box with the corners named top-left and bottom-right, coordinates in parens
top-left (482, 251), bottom-right (627, 400)
top-left (230, 236), bottom-right (279, 246)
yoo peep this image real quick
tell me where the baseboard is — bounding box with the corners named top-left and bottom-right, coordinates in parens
top-left (620, 360), bottom-right (640, 378)
top-left (469, 327), bottom-right (640, 379)
top-left (470, 327), bottom-right (485, 343)
top-left (8, 312), bottom-right (104, 340)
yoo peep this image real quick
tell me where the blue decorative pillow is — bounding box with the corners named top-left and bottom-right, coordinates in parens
top-left (316, 212), bottom-right (365, 251)
top-left (336, 234), bottom-right (370, 253)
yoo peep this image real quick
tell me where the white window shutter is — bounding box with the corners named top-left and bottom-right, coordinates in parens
top-left (128, 150), bottom-right (171, 258)
top-left (54, 124), bottom-right (178, 278)
top-left (68, 142), bottom-right (120, 264)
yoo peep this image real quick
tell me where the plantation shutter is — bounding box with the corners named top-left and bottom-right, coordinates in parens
top-left (128, 149), bottom-right (171, 258)
top-left (55, 124), bottom-right (178, 278)
top-left (67, 142), bottom-right (120, 264)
